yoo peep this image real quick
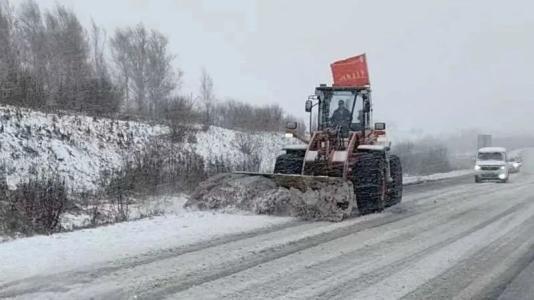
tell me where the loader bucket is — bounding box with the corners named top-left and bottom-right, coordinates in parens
top-left (185, 172), bottom-right (356, 221)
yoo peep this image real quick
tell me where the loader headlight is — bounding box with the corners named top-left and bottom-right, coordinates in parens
top-left (474, 165), bottom-right (481, 171)
top-left (499, 174), bottom-right (506, 179)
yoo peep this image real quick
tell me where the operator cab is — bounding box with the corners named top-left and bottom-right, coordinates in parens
top-left (307, 86), bottom-right (372, 137)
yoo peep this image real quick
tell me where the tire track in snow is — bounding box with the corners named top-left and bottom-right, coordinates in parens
top-left (172, 184), bottom-right (532, 300)
top-left (144, 182), bottom-right (531, 299)
top-left (322, 197), bottom-right (534, 300)
top-left (402, 217), bottom-right (534, 300)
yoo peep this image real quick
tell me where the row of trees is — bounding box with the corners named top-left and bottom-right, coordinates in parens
top-left (0, 0), bottom-right (178, 115)
top-left (0, 1), bottom-right (122, 114)
top-left (0, 0), bottom-right (181, 116)
top-left (0, 0), bottom-right (304, 132)
top-left (212, 99), bottom-right (306, 134)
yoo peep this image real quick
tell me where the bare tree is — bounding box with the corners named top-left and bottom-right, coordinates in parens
top-left (0, 1), bottom-right (20, 100)
top-left (17, 1), bottom-right (46, 78)
top-left (109, 28), bottom-right (131, 110)
top-left (0, 1), bottom-right (47, 108)
top-left (0, 1), bottom-right (17, 74)
top-left (83, 20), bottom-right (122, 114)
top-left (199, 69), bottom-right (215, 126)
top-left (146, 30), bottom-right (180, 116)
top-left (15, 0), bottom-right (47, 107)
top-left (89, 20), bottom-right (108, 80)
top-left (110, 24), bottom-right (180, 116)
top-left (44, 4), bottom-right (91, 110)
top-left (125, 25), bottom-right (148, 114)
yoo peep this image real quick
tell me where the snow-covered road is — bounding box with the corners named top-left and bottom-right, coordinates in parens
top-left (2, 172), bottom-right (534, 299)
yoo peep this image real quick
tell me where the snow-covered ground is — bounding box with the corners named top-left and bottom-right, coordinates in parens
top-left (0, 168), bottom-right (475, 283)
top-left (0, 196), bottom-right (293, 283)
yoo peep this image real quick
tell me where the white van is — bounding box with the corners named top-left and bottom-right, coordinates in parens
top-left (474, 147), bottom-right (510, 183)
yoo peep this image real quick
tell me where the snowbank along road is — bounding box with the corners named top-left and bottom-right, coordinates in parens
top-left (2, 152), bottom-right (534, 299)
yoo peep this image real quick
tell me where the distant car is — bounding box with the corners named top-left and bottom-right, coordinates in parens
top-left (508, 157), bottom-right (522, 173)
top-left (474, 147), bottom-right (510, 183)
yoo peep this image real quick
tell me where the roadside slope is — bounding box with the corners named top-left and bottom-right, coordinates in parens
top-left (0, 105), bottom-right (300, 191)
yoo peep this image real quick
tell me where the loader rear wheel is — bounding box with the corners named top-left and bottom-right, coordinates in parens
top-left (274, 153), bottom-right (304, 175)
top-left (352, 152), bottom-right (387, 215)
top-left (386, 154), bottom-right (403, 207)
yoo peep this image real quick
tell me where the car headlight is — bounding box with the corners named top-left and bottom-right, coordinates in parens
top-left (474, 165), bottom-right (481, 171)
top-left (513, 162), bottom-right (520, 168)
top-left (500, 166), bottom-right (506, 170)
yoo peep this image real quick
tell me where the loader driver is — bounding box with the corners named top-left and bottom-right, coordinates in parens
top-left (331, 99), bottom-right (352, 129)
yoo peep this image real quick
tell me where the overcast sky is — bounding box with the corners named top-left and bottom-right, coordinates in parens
top-left (36, 0), bottom-right (534, 137)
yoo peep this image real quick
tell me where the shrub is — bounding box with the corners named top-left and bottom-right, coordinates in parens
top-left (0, 175), bottom-right (69, 236)
top-left (99, 141), bottom-right (207, 219)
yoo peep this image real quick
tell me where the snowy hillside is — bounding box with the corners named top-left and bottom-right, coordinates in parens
top-left (190, 126), bottom-right (296, 173)
top-left (0, 105), bottom-right (300, 191)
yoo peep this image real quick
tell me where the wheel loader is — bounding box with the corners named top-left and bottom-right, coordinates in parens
top-left (187, 54), bottom-right (403, 220)
top-left (276, 82), bottom-right (402, 214)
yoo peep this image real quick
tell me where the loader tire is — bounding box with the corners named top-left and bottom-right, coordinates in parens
top-left (274, 153), bottom-right (304, 175)
top-left (386, 154), bottom-right (403, 207)
top-left (352, 152), bottom-right (387, 215)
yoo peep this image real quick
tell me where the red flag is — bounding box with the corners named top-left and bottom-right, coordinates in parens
top-left (331, 54), bottom-right (370, 87)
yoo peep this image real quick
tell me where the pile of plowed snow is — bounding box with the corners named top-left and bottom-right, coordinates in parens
top-left (185, 173), bottom-right (355, 221)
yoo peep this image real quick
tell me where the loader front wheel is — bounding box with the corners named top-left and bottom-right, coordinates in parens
top-left (274, 153), bottom-right (304, 175)
top-left (352, 152), bottom-right (387, 215)
top-left (386, 154), bottom-right (403, 207)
